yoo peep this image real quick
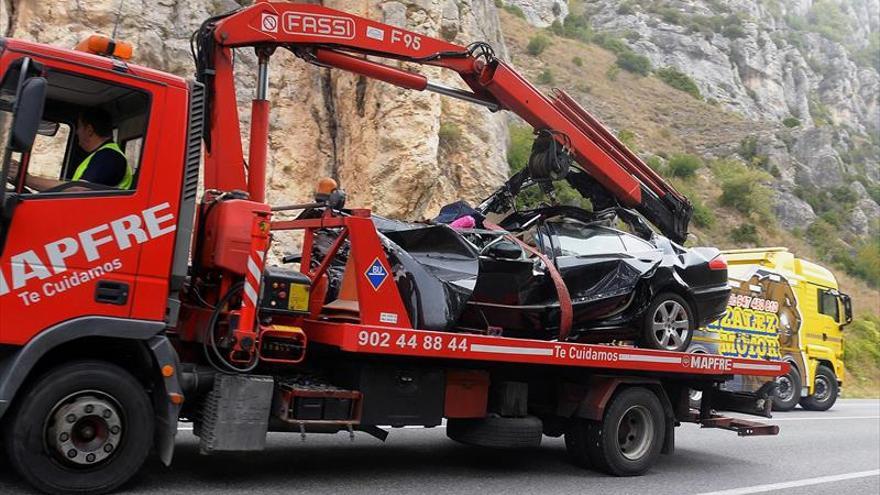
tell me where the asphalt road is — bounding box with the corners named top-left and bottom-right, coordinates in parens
top-left (1, 399), bottom-right (878, 494)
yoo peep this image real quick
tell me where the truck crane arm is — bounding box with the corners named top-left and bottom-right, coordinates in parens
top-left (195, 1), bottom-right (692, 243)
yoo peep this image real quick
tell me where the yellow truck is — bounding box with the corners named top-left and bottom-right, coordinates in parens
top-left (689, 248), bottom-right (852, 411)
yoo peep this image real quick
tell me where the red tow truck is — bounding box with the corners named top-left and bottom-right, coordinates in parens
top-left (0, 2), bottom-right (784, 494)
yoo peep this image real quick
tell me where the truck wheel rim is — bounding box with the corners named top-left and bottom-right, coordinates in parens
top-left (652, 300), bottom-right (689, 350)
top-left (776, 376), bottom-right (794, 401)
top-left (45, 391), bottom-right (124, 467)
top-left (814, 375), bottom-right (830, 402)
top-left (617, 405), bottom-right (653, 461)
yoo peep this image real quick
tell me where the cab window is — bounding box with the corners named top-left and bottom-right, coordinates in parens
top-left (10, 69), bottom-right (149, 195)
top-left (818, 289), bottom-right (840, 322)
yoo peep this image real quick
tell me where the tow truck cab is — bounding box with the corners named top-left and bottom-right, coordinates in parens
top-left (0, 38), bottom-right (198, 348)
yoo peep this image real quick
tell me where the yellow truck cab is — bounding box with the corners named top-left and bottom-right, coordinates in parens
top-left (689, 248), bottom-right (852, 411)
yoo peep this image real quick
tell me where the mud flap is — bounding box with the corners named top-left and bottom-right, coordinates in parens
top-left (148, 335), bottom-right (184, 466)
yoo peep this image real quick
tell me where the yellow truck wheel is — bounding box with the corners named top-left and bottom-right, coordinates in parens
top-left (799, 365), bottom-right (839, 411)
top-left (772, 366), bottom-right (801, 411)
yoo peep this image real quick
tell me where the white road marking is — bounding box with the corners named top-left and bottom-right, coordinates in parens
top-left (767, 415), bottom-right (880, 422)
top-left (470, 343), bottom-right (554, 356)
top-left (695, 470), bottom-right (880, 495)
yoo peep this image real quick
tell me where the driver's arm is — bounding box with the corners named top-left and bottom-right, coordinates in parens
top-left (24, 175), bottom-right (66, 191)
top-left (6, 161), bottom-right (87, 192)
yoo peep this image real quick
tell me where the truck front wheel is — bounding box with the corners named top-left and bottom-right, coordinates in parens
top-left (799, 365), bottom-right (839, 411)
top-left (565, 387), bottom-right (665, 476)
top-left (3, 361), bottom-right (154, 495)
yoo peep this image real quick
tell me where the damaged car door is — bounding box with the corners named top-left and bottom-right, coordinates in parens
top-left (548, 220), bottom-right (663, 335)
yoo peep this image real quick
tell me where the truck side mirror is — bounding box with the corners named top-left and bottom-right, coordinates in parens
top-left (840, 294), bottom-right (853, 326)
top-left (9, 77), bottom-right (48, 152)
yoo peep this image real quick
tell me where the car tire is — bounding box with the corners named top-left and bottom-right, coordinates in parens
top-left (799, 365), bottom-right (839, 411)
top-left (3, 360), bottom-right (154, 495)
top-left (641, 293), bottom-right (695, 352)
top-left (446, 415), bottom-right (543, 449)
top-left (771, 365), bottom-right (801, 411)
top-left (565, 387), bottom-right (665, 476)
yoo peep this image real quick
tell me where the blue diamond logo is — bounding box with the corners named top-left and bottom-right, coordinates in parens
top-left (365, 258), bottom-right (388, 291)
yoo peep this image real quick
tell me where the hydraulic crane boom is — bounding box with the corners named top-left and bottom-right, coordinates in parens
top-left (194, 1), bottom-right (692, 242)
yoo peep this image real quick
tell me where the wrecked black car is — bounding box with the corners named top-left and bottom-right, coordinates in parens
top-left (451, 205), bottom-right (729, 351)
top-left (304, 165), bottom-right (729, 352)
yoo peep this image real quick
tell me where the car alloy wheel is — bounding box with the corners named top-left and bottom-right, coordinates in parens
top-left (651, 300), bottom-right (690, 351)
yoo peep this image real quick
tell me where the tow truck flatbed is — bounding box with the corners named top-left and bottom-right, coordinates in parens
top-left (305, 321), bottom-right (788, 378)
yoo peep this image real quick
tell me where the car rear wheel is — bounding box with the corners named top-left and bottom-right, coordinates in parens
top-left (641, 293), bottom-right (694, 352)
top-left (772, 365), bottom-right (801, 411)
top-left (799, 365), bottom-right (838, 411)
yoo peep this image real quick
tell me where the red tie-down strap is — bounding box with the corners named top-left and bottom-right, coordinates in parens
top-left (483, 220), bottom-right (573, 341)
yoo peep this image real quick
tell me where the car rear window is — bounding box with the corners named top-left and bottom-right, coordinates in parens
top-left (552, 221), bottom-right (625, 256)
top-left (621, 234), bottom-right (655, 253)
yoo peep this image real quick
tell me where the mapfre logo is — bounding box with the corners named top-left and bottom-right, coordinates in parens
top-left (282, 12), bottom-right (355, 39)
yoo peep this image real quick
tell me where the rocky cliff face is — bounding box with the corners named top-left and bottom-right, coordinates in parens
top-left (514, 0), bottom-right (879, 238)
top-left (2, 0), bottom-right (510, 223)
top-left (500, 0), bottom-right (568, 27)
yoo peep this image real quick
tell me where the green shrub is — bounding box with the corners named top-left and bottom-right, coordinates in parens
top-left (845, 314), bottom-right (880, 375)
top-left (737, 135), bottom-right (773, 173)
top-left (668, 154), bottom-right (702, 178)
top-left (656, 6), bottom-right (683, 25)
top-left (806, 0), bottom-right (850, 43)
top-left (782, 116), bottom-right (801, 128)
top-left (795, 184), bottom-right (860, 229)
top-left (572, 56), bottom-right (584, 67)
top-left (592, 32), bottom-right (629, 55)
top-left (617, 129), bottom-right (638, 151)
top-left (617, 2), bottom-right (635, 15)
top-left (527, 34), bottom-right (551, 56)
top-left (655, 67), bottom-right (702, 99)
top-left (730, 224), bottom-right (760, 244)
top-left (557, 14), bottom-right (593, 43)
top-left (712, 159), bottom-right (773, 220)
top-left (854, 32), bottom-right (880, 72)
top-left (616, 51), bottom-right (651, 75)
top-left (692, 199), bottom-right (716, 228)
top-left (852, 238), bottom-right (880, 287)
top-left (645, 155), bottom-right (665, 173)
top-left (537, 69), bottom-right (555, 85)
top-left (508, 125), bottom-right (533, 171)
top-left (606, 65), bottom-right (620, 81)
